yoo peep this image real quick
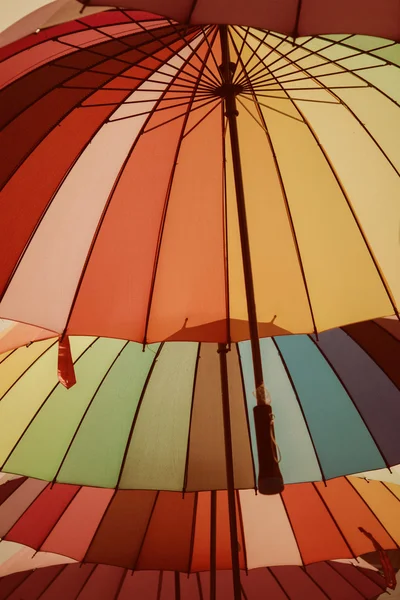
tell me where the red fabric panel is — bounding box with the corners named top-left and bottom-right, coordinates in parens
top-left (119, 571), bottom-right (160, 600)
top-left (78, 565), bottom-right (125, 600)
top-left (271, 565), bottom-right (327, 600)
top-left (241, 569), bottom-right (287, 600)
top-left (5, 483), bottom-right (79, 549)
top-left (282, 483), bottom-right (351, 564)
top-left (0, 570), bottom-right (32, 599)
top-left (136, 491), bottom-right (196, 571)
top-left (329, 562), bottom-right (387, 598)
top-left (7, 565), bottom-right (65, 600)
top-left (40, 564), bottom-right (96, 600)
top-left (85, 490), bottom-right (157, 568)
top-left (314, 479), bottom-right (396, 555)
top-left (306, 562), bottom-right (365, 600)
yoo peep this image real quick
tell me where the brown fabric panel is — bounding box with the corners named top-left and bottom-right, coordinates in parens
top-left (228, 347), bottom-right (256, 489)
top-left (343, 321), bottom-right (400, 389)
top-left (136, 492), bottom-right (195, 572)
top-left (0, 65), bottom-right (79, 130)
top-left (85, 490), bottom-right (157, 568)
top-left (185, 343), bottom-right (227, 491)
top-left (374, 318), bottom-right (400, 342)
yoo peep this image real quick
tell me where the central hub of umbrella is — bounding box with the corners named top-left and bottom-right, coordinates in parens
top-left (212, 82), bottom-right (244, 98)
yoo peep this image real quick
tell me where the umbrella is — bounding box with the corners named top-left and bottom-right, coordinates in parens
top-left (2, 0), bottom-right (400, 47)
top-left (0, 319), bottom-right (399, 489)
top-left (0, 475), bottom-right (399, 570)
top-left (0, 561), bottom-right (388, 600)
top-left (1, 6), bottom-right (400, 492)
top-left (1, 10), bottom-right (400, 595)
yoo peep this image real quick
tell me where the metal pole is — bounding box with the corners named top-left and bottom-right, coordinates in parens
top-left (219, 25), bottom-right (284, 496)
top-left (218, 343), bottom-right (242, 600)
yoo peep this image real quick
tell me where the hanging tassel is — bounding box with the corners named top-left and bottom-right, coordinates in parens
top-left (58, 335), bottom-right (76, 389)
top-left (359, 527), bottom-right (397, 590)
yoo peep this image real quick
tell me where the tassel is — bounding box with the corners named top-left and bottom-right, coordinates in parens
top-left (58, 335), bottom-right (76, 389)
top-left (359, 527), bottom-right (397, 589)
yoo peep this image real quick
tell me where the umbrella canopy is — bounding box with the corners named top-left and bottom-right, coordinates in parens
top-left (0, 319), bottom-right (399, 489)
top-left (0, 562), bottom-right (388, 600)
top-left (2, 0), bottom-right (400, 47)
top-left (0, 475), bottom-right (399, 570)
top-left (0, 10), bottom-right (399, 344)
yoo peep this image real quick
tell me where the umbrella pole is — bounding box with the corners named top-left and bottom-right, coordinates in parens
top-left (218, 343), bottom-right (242, 600)
top-left (219, 25), bottom-right (283, 496)
top-left (210, 490), bottom-right (217, 600)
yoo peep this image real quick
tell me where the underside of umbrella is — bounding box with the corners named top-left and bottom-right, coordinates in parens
top-left (0, 561), bottom-right (388, 600)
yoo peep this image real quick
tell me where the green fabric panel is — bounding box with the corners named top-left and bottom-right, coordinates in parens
top-left (4, 338), bottom-right (126, 481)
top-left (239, 339), bottom-right (322, 484)
top-left (57, 343), bottom-right (159, 487)
top-left (120, 342), bottom-right (198, 491)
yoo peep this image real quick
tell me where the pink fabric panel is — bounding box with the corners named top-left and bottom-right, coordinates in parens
top-left (41, 487), bottom-right (113, 561)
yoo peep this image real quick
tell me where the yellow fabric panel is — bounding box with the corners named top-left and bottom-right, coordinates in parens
top-left (349, 478), bottom-right (400, 545)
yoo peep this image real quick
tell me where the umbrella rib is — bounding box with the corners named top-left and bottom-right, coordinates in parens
top-left (165, 20), bottom-right (221, 87)
top-left (344, 477), bottom-right (400, 549)
top-left (195, 573), bottom-right (204, 600)
top-left (234, 29), bottom-right (291, 88)
top-left (301, 567), bottom-right (332, 600)
top-left (236, 27), bottom-right (399, 109)
top-left (250, 43), bottom-right (400, 176)
top-left (252, 49), bottom-right (399, 316)
top-left (60, 38), bottom-right (210, 339)
top-left (317, 34), bottom-right (399, 69)
top-left (36, 486), bottom-right (83, 551)
top-left (35, 564), bottom-right (71, 600)
top-left (114, 345), bottom-right (163, 489)
top-left (80, 493), bottom-right (118, 564)
top-left (221, 103), bottom-right (232, 345)
top-left (267, 568), bottom-right (292, 599)
top-left (0, 33), bottom-right (193, 197)
top-left (181, 99), bottom-right (221, 139)
top-left (0, 339), bottom-right (58, 402)
top-left (234, 345), bottom-right (257, 489)
top-left (141, 31), bottom-right (219, 346)
top-left (229, 31), bottom-right (319, 336)
top-left (342, 322), bottom-right (400, 390)
top-left (312, 482), bottom-right (358, 559)
top-left (238, 95), bottom-right (304, 122)
top-left (292, 0), bottom-right (303, 40)
top-left (113, 96), bottom-right (217, 128)
top-left (123, 11), bottom-right (218, 87)
top-left (279, 492), bottom-right (306, 567)
top-left (0, 567), bottom-right (34, 600)
top-left (186, 0), bottom-right (199, 23)
top-left (0, 338), bottom-right (99, 472)
top-left (307, 334), bottom-right (394, 471)
top-left (182, 346), bottom-right (201, 494)
top-left (130, 492), bottom-right (161, 571)
top-left (271, 339), bottom-right (325, 482)
top-left (245, 63), bottom-right (388, 90)
top-left (324, 561), bottom-right (374, 599)
top-left (198, 26), bottom-right (221, 79)
top-left (236, 489), bottom-right (249, 573)
top-left (187, 492), bottom-right (198, 573)
top-left (112, 568), bottom-right (129, 600)
top-left (143, 97), bottom-right (218, 134)
top-left (282, 96), bottom-right (400, 317)
top-left (52, 341), bottom-right (131, 484)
